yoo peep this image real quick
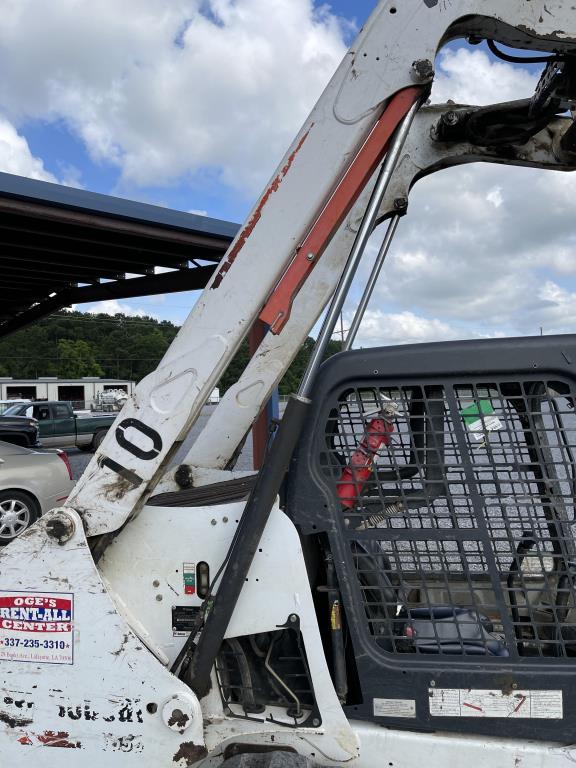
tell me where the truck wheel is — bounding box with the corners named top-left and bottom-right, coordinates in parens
top-left (92, 430), bottom-right (106, 451)
top-left (0, 491), bottom-right (40, 543)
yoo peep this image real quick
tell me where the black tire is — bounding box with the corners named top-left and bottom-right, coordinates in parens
top-left (0, 490), bottom-right (40, 543)
top-left (92, 430), bottom-right (107, 451)
top-left (78, 444), bottom-right (94, 453)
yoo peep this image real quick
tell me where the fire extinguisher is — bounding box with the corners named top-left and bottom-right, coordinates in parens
top-left (337, 408), bottom-right (396, 509)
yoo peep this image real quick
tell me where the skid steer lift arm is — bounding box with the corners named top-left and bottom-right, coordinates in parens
top-left (4, 3), bottom-right (576, 768)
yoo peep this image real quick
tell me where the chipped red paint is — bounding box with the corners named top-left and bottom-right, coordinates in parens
top-left (260, 86), bottom-right (423, 333)
top-left (37, 730), bottom-right (81, 748)
top-left (211, 125), bottom-right (313, 290)
top-left (18, 734), bottom-right (32, 745)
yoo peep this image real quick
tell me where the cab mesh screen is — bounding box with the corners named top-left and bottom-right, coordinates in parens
top-left (321, 380), bottom-right (576, 658)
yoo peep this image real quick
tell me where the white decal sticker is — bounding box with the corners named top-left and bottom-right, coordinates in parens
top-left (467, 415), bottom-right (503, 441)
top-left (373, 698), bottom-right (416, 718)
top-left (0, 591), bottom-right (73, 665)
top-left (429, 688), bottom-right (562, 719)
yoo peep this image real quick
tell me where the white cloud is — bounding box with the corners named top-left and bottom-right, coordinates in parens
top-left (431, 48), bottom-right (537, 106)
top-left (0, 115), bottom-right (55, 181)
top-left (351, 309), bottom-right (461, 347)
top-left (85, 299), bottom-right (154, 318)
top-left (0, 0), bottom-right (347, 195)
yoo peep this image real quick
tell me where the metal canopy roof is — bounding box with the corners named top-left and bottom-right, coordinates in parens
top-left (0, 172), bottom-right (240, 338)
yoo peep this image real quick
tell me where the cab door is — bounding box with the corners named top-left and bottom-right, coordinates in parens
top-left (31, 403), bottom-right (56, 445)
top-left (50, 403), bottom-right (76, 447)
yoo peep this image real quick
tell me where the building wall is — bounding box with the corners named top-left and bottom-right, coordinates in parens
top-left (0, 379), bottom-right (134, 407)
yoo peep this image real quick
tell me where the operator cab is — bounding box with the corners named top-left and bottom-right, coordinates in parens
top-left (287, 334), bottom-right (576, 739)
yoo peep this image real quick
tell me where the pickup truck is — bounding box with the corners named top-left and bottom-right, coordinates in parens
top-left (3, 401), bottom-right (115, 451)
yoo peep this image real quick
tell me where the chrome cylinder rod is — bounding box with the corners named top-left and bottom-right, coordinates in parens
top-left (343, 213), bottom-right (400, 351)
top-left (298, 98), bottom-right (420, 398)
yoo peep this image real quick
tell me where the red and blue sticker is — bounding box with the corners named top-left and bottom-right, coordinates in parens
top-left (0, 592), bottom-right (74, 665)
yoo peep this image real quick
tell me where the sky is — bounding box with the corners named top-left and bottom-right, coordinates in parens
top-left (2, 0), bottom-right (576, 347)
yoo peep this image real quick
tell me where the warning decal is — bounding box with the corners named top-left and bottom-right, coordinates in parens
top-left (374, 698), bottom-right (416, 718)
top-left (429, 688), bottom-right (562, 719)
top-left (0, 591), bottom-right (73, 665)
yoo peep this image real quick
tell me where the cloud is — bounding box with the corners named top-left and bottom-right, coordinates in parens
top-left (85, 299), bottom-right (155, 318)
top-left (0, 115), bottom-right (56, 181)
top-left (0, 0), bottom-right (347, 195)
top-left (350, 309), bottom-right (462, 347)
top-left (431, 47), bottom-right (538, 106)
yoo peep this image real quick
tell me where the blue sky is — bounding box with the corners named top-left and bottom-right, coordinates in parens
top-left (2, 0), bottom-right (576, 343)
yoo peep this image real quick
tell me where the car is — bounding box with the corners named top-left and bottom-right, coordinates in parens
top-left (0, 440), bottom-right (74, 543)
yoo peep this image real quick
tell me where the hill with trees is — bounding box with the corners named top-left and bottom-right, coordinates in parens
top-left (0, 311), bottom-right (342, 395)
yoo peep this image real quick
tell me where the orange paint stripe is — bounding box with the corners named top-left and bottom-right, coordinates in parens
top-left (259, 86), bottom-right (423, 333)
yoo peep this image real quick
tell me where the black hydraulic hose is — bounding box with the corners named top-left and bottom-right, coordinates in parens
top-left (185, 394), bottom-right (311, 698)
top-left (324, 552), bottom-right (348, 704)
top-left (487, 39), bottom-right (565, 64)
top-left (507, 531), bottom-right (535, 654)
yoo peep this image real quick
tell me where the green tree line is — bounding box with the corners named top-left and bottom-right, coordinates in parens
top-left (0, 311), bottom-right (342, 395)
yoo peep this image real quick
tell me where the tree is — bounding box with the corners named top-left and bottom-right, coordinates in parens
top-left (57, 339), bottom-right (104, 378)
top-left (0, 310), bottom-right (342, 392)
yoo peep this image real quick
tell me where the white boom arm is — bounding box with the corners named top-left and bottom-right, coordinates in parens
top-left (67, 0), bottom-right (576, 538)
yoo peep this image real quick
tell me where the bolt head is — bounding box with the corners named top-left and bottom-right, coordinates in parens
top-left (45, 511), bottom-right (75, 544)
top-left (411, 58), bottom-right (434, 81)
top-left (393, 197), bottom-right (408, 211)
top-left (161, 694), bottom-right (200, 734)
top-left (442, 110), bottom-right (459, 126)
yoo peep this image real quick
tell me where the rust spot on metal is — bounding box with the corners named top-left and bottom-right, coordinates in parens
top-left (38, 730), bottom-right (81, 748)
top-left (18, 734), bottom-right (32, 745)
top-left (173, 741), bottom-right (208, 766)
top-left (0, 710), bottom-right (33, 728)
top-left (211, 125), bottom-right (313, 290)
top-left (168, 708), bottom-right (189, 730)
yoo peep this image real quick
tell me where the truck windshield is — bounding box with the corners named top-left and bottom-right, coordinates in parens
top-left (3, 405), bottom-right (30, 417)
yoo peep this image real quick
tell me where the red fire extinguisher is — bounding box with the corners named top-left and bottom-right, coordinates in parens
top-left (337, 411), bottom-right (395, 509)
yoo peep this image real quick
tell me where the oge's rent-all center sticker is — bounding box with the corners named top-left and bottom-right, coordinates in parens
top-left (0, 591), bottom-right (74, 664)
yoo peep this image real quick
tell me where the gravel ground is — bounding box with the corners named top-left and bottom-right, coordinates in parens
top-left (67, 404), bottom-right (254, 482)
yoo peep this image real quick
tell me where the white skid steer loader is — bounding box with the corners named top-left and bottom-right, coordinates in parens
top-left (3, 2), bottom-right (576, 766)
